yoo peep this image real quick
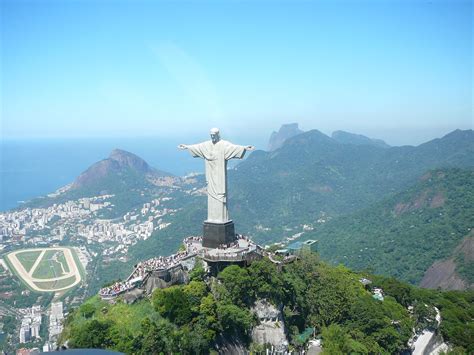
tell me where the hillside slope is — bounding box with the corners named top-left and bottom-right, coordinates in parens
top-left (420, 232), bottom-right (474, 290)
top-left (331, 130), bottom-right (390, 148)
top-left (305, 168), bottom-right (474, 287)
top-left (23, 149), bottom-right (176, 217)
top-left (61, 254), bottom-right (474, 354)
top-left (228, 129), bottom-right (474, 242)
top-left (71, 148), bottom-right (172, 192)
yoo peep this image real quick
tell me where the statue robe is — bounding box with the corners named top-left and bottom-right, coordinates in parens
top-left (186, 140), bottom-right (247, 223)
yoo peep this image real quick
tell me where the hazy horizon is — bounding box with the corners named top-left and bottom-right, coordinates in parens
top-left (0, 124), bottom-right (471, 212)
top-left (1, 124), bottom-right (471, 148)
top-left (1, 0), bottom-right (472, 147)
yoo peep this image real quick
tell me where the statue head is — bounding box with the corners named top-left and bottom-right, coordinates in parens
top-left (210, 128), bottom-right (220, 143)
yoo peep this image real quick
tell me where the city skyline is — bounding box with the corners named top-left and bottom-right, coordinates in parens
top-left (1, 0), bottom-right (472, 146)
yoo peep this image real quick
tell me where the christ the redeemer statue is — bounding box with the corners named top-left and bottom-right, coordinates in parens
top-left (178, 128), bottom-right (254, 224)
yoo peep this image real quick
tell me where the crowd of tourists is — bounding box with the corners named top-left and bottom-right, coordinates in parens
top-left (99, 236), bottom-right (202, 298)
top-left (130, 252), bottom-right (186, 278)
top-left (216, 234), bottom-right (251, 250)
top-left (98, 280), bottom-right (134, 298)
top-left (184, 235), bottom-right (202, 254)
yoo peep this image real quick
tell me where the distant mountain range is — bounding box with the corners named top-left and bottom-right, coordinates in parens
top-left (20, 127), bottom-right (474, 290)
top-left (331, 130), bottom-right (390, 148)
top-left (227, 127), bottom-right (474, 289)
top-left (267, 125), bottom-right (391, 152)
top-left (230, 129), bottom-right (474, 237)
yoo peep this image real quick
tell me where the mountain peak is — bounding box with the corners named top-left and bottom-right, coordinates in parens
top-left (110, 148), bottom-right (132, 158)
top-left (267, 123), bottom-right (304, 151)
top-left (108, 149), bottom-right (150, 172)
top-left (441, 129), bottom-right (473, 141)
top-left (331, 130), bottom-right (390, 148)
top-left (71, 149), bottom-right (171, 191)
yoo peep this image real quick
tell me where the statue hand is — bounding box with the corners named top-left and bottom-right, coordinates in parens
top-left (178, 144), bottom-right (187, 150)
top-left (246, 145), bottom-right (255, 151)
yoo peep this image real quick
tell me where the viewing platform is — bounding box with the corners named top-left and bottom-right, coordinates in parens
top-left (99, 235), bottom-right (264, 300)
top-left (202, 237), bottom-right (260, 260)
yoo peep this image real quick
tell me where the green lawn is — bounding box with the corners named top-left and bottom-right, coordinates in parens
top-left (31, 250), bottom-right (67, 279)
top-left (34, 275), bottom-right (76, 290)
top-left (57, 252), bottom-right (70, 273)
top-left (54, 275), bottom-right (77, 289)
top-left (15, 250), bottom-right (42, 273)
top-left (69, 296), bottom-right (155, 336)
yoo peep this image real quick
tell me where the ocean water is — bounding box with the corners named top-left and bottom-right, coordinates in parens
top-left (0, 137), bottom-right (206, 212)
top-left (0, 134), bottom-right (267, 212)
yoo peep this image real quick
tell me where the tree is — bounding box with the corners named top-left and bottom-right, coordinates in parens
top-left (199, 294), bottom-right (219, 335)
top-left (217, 265), bottom-right (252, 306)
top-left (248, 258), bottom-right (284, 303)
top-left (177, 324), bottom-right (213, 354)
top-left (69, 319), bottom-right (113, 348)
top-left (372, 276), bottom-right (413, 307)
top-left (322, 324), bottom-right (368, 354)
top-left (343, 294), bottom-right (413, 353)
top-left (184, 280), bottom-right (208, 313)
top-left (217, 303), bottom-right (255, 337)
top-left (138, 318), bottom-right (177, 354)
top-left (189, 259), bottom-right (207, 282)
top-left (79, 303), bottom-right (96, 318)
top-left (306, 264), bottom-right (363, 327)
top-left (152, 286), bottom-right (192, 326)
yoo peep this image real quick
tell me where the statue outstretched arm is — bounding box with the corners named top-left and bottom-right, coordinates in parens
top-left (224, 143), bottom-right (255, 160)
top-left (179, 142), bottom-right (209, 159)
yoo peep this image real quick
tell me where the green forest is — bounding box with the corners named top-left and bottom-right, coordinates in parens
top-left (309, 168), bottom-right (474, 285)
top-left (228, 129), bottom-right (474, 243)
top-left (61, 253), bottom-right (474, 354)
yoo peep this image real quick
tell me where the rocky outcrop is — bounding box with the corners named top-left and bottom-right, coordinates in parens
top-left (420, 259), bottom-right (466, 290)
top-left (251, 299), bottom-right (288, 353)
top-left (123, 288), bottom-right (145, 304)
top-left (144, 264), bottom-right (190, 294)
top-left (420, 234), bottom-right (474, 290)
top-left (268, 123), bottom-right (304, 151)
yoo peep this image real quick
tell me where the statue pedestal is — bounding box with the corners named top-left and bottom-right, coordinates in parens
top-left (203, 220), bottom-right (236, 248)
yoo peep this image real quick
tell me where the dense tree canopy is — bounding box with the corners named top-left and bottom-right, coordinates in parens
top-left (62, 253), bottom-right (474, 354)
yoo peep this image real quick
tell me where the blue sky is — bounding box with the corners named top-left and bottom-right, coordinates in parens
top-left (1, 0), bottom-right (472, 145)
